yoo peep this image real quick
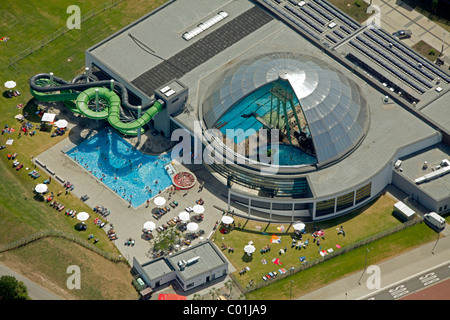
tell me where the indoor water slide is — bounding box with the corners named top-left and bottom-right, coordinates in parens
top-left (29, 73), bottom-right (164, 136)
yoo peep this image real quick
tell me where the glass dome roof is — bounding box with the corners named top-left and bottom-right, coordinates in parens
top-left (202, 52), bottom-right (369, 167)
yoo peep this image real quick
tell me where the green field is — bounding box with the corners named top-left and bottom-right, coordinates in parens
top-left (0, 0), bottom-right (167, 300)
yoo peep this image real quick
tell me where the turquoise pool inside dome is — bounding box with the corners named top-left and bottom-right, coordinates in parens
top-left (216, 83), bottom-right (316, 166)
top-left (66, 128), bottom-right (172, 207)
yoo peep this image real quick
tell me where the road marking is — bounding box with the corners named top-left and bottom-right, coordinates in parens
top-left (357, 260), bottom-right (450, 300)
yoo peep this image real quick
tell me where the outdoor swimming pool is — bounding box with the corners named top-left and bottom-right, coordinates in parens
top-left (66, 128), bottom-right (172, 207)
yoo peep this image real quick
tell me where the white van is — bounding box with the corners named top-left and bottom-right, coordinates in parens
top-left (424, 212), bottom-right (446, 231)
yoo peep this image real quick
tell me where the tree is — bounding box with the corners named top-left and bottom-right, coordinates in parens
top-left (150, 227), bottom-right (181, 253)
top-left (0, 275), bottom-right (30, 300)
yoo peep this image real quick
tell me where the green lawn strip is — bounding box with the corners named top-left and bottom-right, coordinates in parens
top-left (213, 194), bottom-right (402, 288)
top-left (245, 222), bottom-right (437, 300)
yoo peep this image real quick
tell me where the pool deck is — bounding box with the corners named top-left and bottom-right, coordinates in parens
top-left (34, 123), bottom-right (236, 268)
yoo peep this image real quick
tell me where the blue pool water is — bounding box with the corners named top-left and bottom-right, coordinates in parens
top-left (216, 83), bottom-right (316, 166)
top-left (271, 144), bottom-right (316, 166)
top-left (66, 128), bottom-right (172, 207)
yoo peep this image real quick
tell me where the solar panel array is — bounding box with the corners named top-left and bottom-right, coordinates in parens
top-left (258, 0), bottom-right (361, 46)
top-left (256, 0), bottom-right (450, 100)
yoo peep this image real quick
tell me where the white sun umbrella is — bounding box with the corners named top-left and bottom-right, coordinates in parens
top-left (35, 183), bottom-right (48, 193)
top-left (143, 221), bottom-right (156, 231)
top-left (153, 196), bottom-right (166, 206)
top-left (178, 211), bottom-right (190, 222)
top-left (293, 222), bottom-right (306, 231)
top-left (186, 222), bottom-right (198, 232)
top-left (244, 244), bottom-right (256, 254)
top-left (221, 215), bottom-right (234, 225)
top-left (76, 212), bottom-right (90, 221)
top-left (4, 80), bottom-right (16, 89)
top-left (193, 204), bottom-right (205, 214)
top-left (54, 119), bottom-right (68, 128)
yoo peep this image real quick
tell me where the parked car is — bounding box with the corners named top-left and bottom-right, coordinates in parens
top-left (392, 29), bottom-right (411, 39)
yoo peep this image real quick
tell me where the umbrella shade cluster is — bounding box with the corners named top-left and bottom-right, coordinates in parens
top-left (143, 221), bottom-right (156, 231)
top-left (178, 211), bottom-right (190, 221)
top-left (186, 222), bottom-right (198, 232)
top-left (221, 216), bottom-right (234, 225)
top-left (54, 119), bottom-right (68, 128)
top-left (76, 212), bottom-right (90, 221)
top-left (154, 196), bottom-right (166, 206)
top-left (244, 244), bottom-right (256, 254)
top-left (35, 183), bottom-right (48, 193)
top-left (4, 81), bottom-right (16, 89)
top-left (192, 204), bottom-right (204, 214)
top-left (293, 222), bottom-right (306, 231)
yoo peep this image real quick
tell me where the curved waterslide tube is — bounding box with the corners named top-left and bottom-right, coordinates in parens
top-left (75, 87), bottom-right (163, 135)
top-left (29, 73), bottom-right (164, 135)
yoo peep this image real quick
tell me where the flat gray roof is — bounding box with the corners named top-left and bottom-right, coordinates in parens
top-left (88, 0), bottom-right (255, 83)
top-left (88, 0), bottom-right (447, 200)
top-left (420, 91), bottom-right (450, 131)
top-left (166, 241), bottom-right (227, 282)
top-left (141, 257), bottom-right (174, 281)
top-left (397, 143), bottom-right (450, 201)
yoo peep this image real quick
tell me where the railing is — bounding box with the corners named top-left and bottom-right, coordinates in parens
top-left (229, 218), bottom-right (420, 295)
top-left (0, 229), bottom-right (128, 265)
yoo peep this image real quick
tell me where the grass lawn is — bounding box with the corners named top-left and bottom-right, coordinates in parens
top-left (328, 0), bottom-right (371, 24)
top-left (212, 194), bottom-right (437, 299)
top-left (0, 0), bottom-right (167, 300)
top-left (246, 221), bottom-right (437, 300)
top-left (412, 40), bottom-right (440, 62)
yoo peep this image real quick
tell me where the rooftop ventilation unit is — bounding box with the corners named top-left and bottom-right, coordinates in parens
top-left (182, 11), bottom-right (228, 41)
top-left (177, 256), bottom-right (200, 270)
top-left (415, 159), bottom-right (450, 184)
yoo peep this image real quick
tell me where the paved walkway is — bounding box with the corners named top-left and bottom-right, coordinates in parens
top-left (364, 0), bottom-right (450, 59)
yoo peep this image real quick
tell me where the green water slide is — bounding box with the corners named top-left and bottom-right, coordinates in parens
top-left (75, 87), bottom-right (163, 135)
top-left (29, 73), bottom-right (165, 136)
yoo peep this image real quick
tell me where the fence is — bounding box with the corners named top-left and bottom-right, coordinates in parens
top-left (8, 0), bottom-right (126, 71)
top-left (230, 218), bottom-right (420, 295)
top-left (0, 229), bottom-right (128, 265)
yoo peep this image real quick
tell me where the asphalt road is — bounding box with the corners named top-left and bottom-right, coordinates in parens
top-left (299, 226), bottom-right (450, 300)
top-left (0, 263), bottom-right (62, 300)
top-left (361, 260), bottom-right (450, 300)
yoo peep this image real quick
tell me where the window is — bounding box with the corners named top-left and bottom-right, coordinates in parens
top-left (355, 182), bottom-right (371, 205)
top-left (337, 191), bottom-right (355, 212)
top-left (316, 198), bottom-right (335, 216)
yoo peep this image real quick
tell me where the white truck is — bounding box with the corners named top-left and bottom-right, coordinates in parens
top-left (424, 212), bottom-right (446, 231)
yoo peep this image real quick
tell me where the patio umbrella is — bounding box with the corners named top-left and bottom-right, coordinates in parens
top-left (35, 183), bottom-right (48, 193)
top-left (221, 215), bottom-right (234, 225)
top-left (244, 244), bottom-right (256, 254)
top-left (76, 212), bottom-right (90, 221)
top-left (178, 211), bottom-right (190, 222)
top-left (54, 119), bottom-right (68, 128)
top-left (4, 80), bottom-right (16, 89)
top-left (143, 221), bottom-right (156, 231)
top-left (153, 196), bottom-right (166, 206)
top-left (186, 222), bottom-right (198, 232)
top-left (293, 222), bottom-right (306, 231)
top-left (192, 204), bottom-right (205, 214)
